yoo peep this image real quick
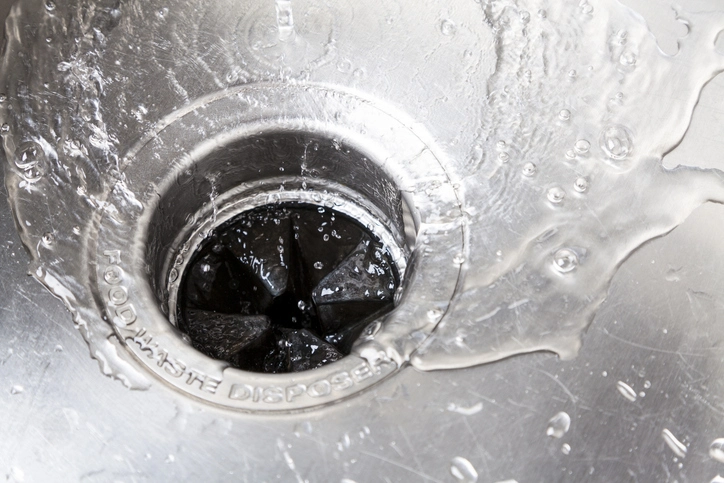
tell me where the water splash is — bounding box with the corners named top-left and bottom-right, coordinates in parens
top-left (2, 0), bottom-right (724, 389)
top-left (409, 0), bottom-right (724, 370)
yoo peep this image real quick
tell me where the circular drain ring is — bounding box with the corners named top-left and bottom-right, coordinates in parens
top-left (93, 84), bottom-right (464, 411)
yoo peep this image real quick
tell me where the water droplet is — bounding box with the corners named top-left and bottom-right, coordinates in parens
top-left (323, 234), bottom-right (330, 241)
top-left (1, 123), bottom-right (10, 133)
top-left (565, 149), bottom-right (576, 160)
top-left (41, 232), bottom-right (55, 247)
top-left (427, 308), bottom-right (444, 320)
top-left (496, 140), bottom-right (507, 150)
top-left (553, 248), bottom-right (578, 273)
top-left (522, 162), bottom-right (536, 177)
top-left (72, 226), bottom-right (81, 235)
top-left (662, 429), bottom-right (687, 458)
top-left (568, 69), bottom-right (577, 78)
top-left (520, 11), bottom-right (530, 23)
top-left (450, 456), bottom-right (478, 482)
top-left (643, 380), bottom-right (651, 389)
top-left (453, 254), bottom-right (465, 265)
top-left (297, 300), bottom-right (307, 311)
top-left (599, 125), bottom-right (633, 160)
top-left (546, 411), bottom-right (571, 438)
top-left (538, 9), bottom-right (547, 18)
top-left (168, 268), bottom-right (178, 283)
top-left (314, 261), bottom-right (324, 270)
top-left (574, 177), bottom-right (588, 193)
top-left (45, 0), bottom-right (56, 11)
top-left (0, 93), bottom-right (7, 102)
top-left (10, 385), bottom-right (24, 395)
top-left (710, 439), bottom-right (724, 463)
top-left (559, 109), bottom-right (571, 121)
top-left (561, 443), bottom-right (571, 455)
top-left (547, 187), bottom-right (565, 204)
top-left (574, 139), bottom-right (591, 154)
top-left (440, 19), bottom-right (457, 36)
top-left (602, 371), bottom-right (608, 377)
top-left (620, 50), bottom-right (637, 66)
top-left (616, 381), bottom-right (637, 402)
top-left (498, 152), bottom-right (510, 163)
top-left (580, 2), bottom-right (594, 14)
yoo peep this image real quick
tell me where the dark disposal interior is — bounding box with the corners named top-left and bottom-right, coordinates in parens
top-left (177, 203), bottom-right (399, 373)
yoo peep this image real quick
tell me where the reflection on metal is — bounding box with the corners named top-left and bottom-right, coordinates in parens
top-left (1, 0), bottom-right (724, 481)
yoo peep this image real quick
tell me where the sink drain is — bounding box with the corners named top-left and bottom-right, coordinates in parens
top-left (92, 85), bottom-right (463, 411)
top-left (176, 203), bottom-right (400, 373)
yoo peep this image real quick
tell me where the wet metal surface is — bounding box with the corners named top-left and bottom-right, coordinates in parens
top-left (2, 0), bottom-right (724, 481)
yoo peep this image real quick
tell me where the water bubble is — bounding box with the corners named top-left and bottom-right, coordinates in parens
top-left (0, 93), bottom-right (6, 102)
top-left (568, 69), bottom-right (577, 78)
top-left (662, 429), bottom-right (687, 458)
top-left (709, 439), bottom-right (724, 463)
top-left (440, 19), bottom-right (457, 36)
top-left (547, 187), bottom-right (565, 204)
top-left (553, 249), bottom-right (578, 273)
top-left (168, 268), bottom-right (178, 283)
top-left (298, 300), bottom-right (307, 310)
top-left (520, 10), bottom-right (530, 23)
top-left (450, 456), bottom-right (478, 482)
top-left (620, 50), bottom-right (637, 66)
top-left (561, 443), bottom-right (571, 455)
top-left (45, 0), bottom-right (56, 11)
top-left (323, 234), bottom-right (330, 241)
top-left (580, 2), bottom-right (594, 14)
top-left (643, 380), bottom-right (651, 389)
top-left (1, 123), bottom-right (10, 133)
top-left (41, 232), bottom-right (55, 247)
top-left (314, 261), bottom-right (324, 270)
top-left (538, 9), bottom-right (547, 18)
top-left (574, 177), bottom-right (589, 193)
top-left (496, 140), bottom-right (507, 150)
top-left (453, 254), bottom-right (465, 265)
top-left (559, 109), bottom-right (571, 121)
top-left (498, 152), bottom-right (510, 163)
top-left (574, 139), bottom-right (591, 154)
top-left (546, 411), bottom-right (571, 438)
top-left (616, 381), bottom-right (637, 402)
top-left (599, 125), bottom-right (633, 160)
top-left (522, 162), bottom-right (536, 177)
top-left (72, 226), bottom-right (81, 235)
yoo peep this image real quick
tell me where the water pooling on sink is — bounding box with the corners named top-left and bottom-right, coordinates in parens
top-left (1, 0), bottom-right (724, 389)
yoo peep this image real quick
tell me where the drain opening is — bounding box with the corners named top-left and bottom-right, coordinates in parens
top-left (176, 203), bottom-right (400, 374)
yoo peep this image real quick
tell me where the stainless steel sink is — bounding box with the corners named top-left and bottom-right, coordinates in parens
top-left (2, 0), bottom-right (724, 481)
